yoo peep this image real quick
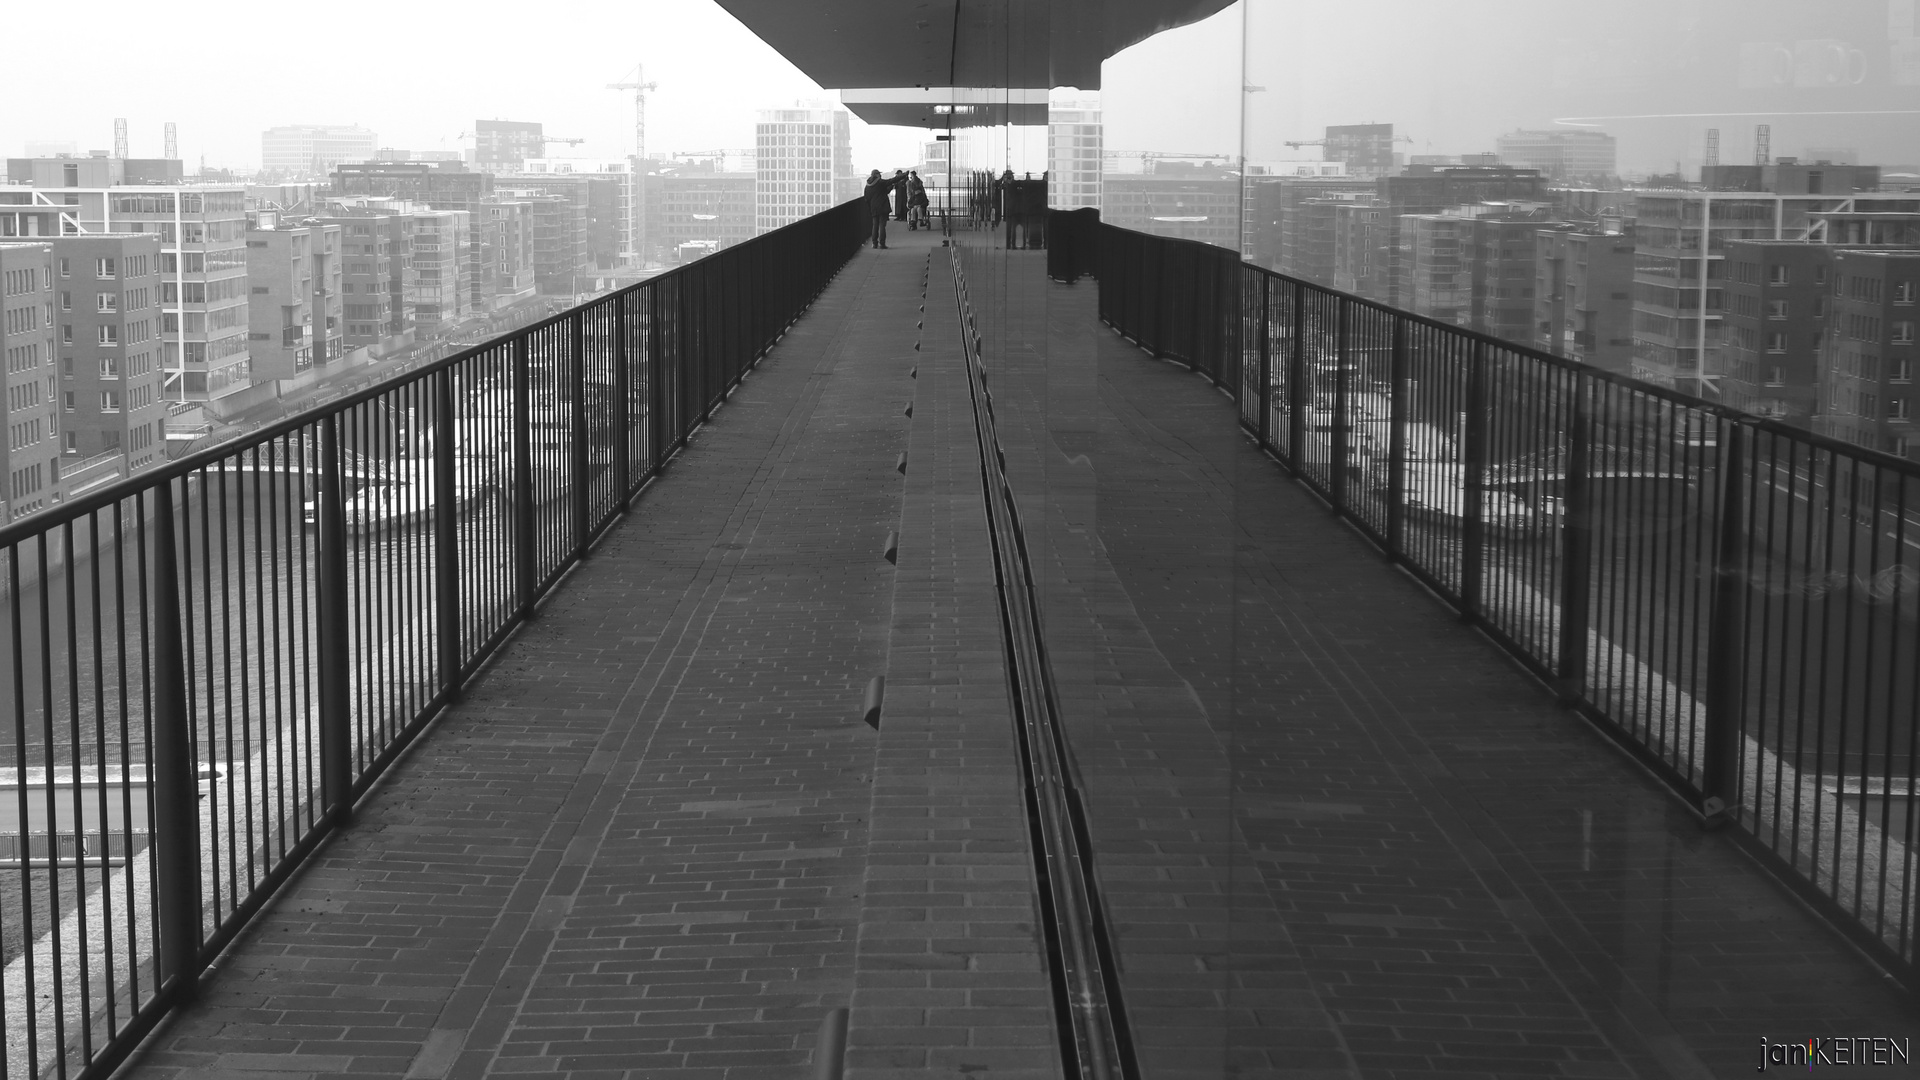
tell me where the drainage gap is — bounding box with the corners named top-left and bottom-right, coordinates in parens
top-left (946, 250), bottom-right (1139, 1080)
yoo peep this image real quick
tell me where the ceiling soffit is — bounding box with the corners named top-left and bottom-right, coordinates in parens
top-left (712, 0), bottom-right (1235, 95)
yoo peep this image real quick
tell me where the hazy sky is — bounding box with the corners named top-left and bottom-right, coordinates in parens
top-left (6, 0), bottom-right (1914, 177)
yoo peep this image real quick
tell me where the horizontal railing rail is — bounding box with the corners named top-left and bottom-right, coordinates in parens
top-left (1095, 218), bottom-right (1920, 991)
top-left (0, 199), bottom-right (866, 1080)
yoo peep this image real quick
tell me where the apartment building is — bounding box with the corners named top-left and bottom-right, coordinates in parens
top-left (1398, 206), bottom-right (1567, 341)
top-left (1533, 227), bottom-right (1637, 374)
top-left (0, 243), bottom-right (58, 519)
top-left (53, 234), bottom-right (166, 475)
top-left (317, 209), bottom-right (416, 348)
top-left (261, 125), bottom-right (378, 179)
top-left (333, 162), bottom-right (496, 312)
top-left (408, 210), bottom-right (470, 330)
top-left (1818, 249), bottom-right (1920, 458)
top-left (474, 121), bottom-right (545, 175)
top-left (1332, 200), bottom-right (1389, 299)
top-left (1717, 241), bottom-right (1834, 427)
top-left (755, 107), bottom-right (853, 234)
top-left (1628, 162), bottom-right (1913, 392)
top-left (244, 214), bottom-right (344, 380)
top-left (1247, 176), bottom-right (1376, 279)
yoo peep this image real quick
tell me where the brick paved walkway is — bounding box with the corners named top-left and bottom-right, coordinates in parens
top-left (118, 230), bottom-right (1914, 1080)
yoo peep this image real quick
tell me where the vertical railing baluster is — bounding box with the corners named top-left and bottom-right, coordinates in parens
top-left (649, 284), bottom-right (665, 473)
top-left (1461, 340), bottom-right (1489, 620)
top-left (1257, 276), bottom-right (1272, 447)
top-left (1288, 280), bottom-right (1306, 470)
top-left (1332, 296), bottom-right (1351, 513)
top-left (615, 293), bottom-right (632, 508)
top-left (433, 369), bottom-right (463, 699)
top-left (150, 478), bottom-right (204, 1001)
top-left (513, 334), bottom-right (536, 619)
top-left (1386, 318), bottom-right (1410, 557)
top-left (1703, 418), bottom-right (1750, 821)
top-left (1557, 376), bottom-right (1593, 705)
top-left (571, 311), bottom-right (590, 561)
top-left (317, 415), bottom-right (353, 826)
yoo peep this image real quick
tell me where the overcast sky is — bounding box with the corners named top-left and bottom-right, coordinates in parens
top-left (5, 0), bottom-right (1914, 177)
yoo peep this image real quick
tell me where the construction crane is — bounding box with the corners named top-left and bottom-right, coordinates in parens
top-left (1284, 134), bottom-right (1414, 150)
top-left (608, 62), bottom-right (659, 267)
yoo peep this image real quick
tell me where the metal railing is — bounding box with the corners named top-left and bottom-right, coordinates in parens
top-left (1094, 218), bottom-right (1920, 988)
top-left (0, 199), bottom-right (865, 1080)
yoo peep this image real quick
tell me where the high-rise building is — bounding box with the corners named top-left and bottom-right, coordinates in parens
top-left (6, 156), bottom-right (183, 187)
top-left (0, 242), bottom-right (58, 519)
top-left (407, 210), bottom-right (470, 329)
top-left (1246, 175), bottom-right (1377, 278)
top-left (1322, 124), bottom-right (1398, 179)
top-left (475, 121), bottom-right (545, 175)
top-left (261, 125), bottom-right (379, 179)
top-left (1048, 98), bottom-right (1101, 210)
top-left (244, 213), bottom-right (343, 380)
top-left (1818, 249), bottom-right (1920, 458)
top-left (1533, 227), bottom-right (1637, 375)
top-left (1496, 130), bottom-right (1618, 183)
top-left (318, 210), bottom-right (414, 348)
top-left (1324, 165), bottom-right (1547, 305)
top-left (1399, 205), bottom-right (1571, 343)
top-left (333, 162), bottom-right (496, 312)
top-left (755, 106), bottom-right (852, 234)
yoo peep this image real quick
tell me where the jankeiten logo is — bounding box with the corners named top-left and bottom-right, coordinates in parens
top-left (1758, 1037), bottom-right (1912, 1071)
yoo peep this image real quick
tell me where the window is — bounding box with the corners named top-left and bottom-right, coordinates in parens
top-left (58, 292), bottom-right (71, 312)
top-left (1766, 332), bottom-right (1788, 353)
top-left (1766, 367), bottom-right (1785, 386)
top-left (61, 325), bottom-right (72, 345)
top-left (99, 391), bottom-right (120, 413)
top-left (1768, 264), bottom-right (1790, 286)
top-left (61, 392), bottom-right (73, 412)
top-left (97, 325), bottom-right (118, 346)
top-left (1897, 281), bottom-right (1916, 305)
top-left (96, 292), bottom-right (116, 312)
top-left (99, 356), bottom-right (118, 379)
top-left (1896, 358), bottom-right (1914, 383)
top-left (1767, 299), bottom-right (1789, 320)
top-left (1814, 266), bottom-right (1829, 287)
top-left (1896, 322), bottom-right (1916, 345)
top-left (1893, 398), bottom-right (1910, 422)
top-left (58, 258), bottom-right (69, 278)
top-left (95, 258), bottom-right (116, 279)
top-left (63, 431), bottom-right (75, 455)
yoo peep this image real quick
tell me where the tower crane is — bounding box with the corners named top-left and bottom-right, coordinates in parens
top-left (608, 63), bottom-right (659, 266)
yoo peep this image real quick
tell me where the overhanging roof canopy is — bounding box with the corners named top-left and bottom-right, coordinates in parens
top-left (715, 0), bottom-right (1234, 125)
top-left (835, 87), bottom-right (1050, 130)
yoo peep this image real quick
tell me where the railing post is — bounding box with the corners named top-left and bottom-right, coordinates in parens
top-left (1287, 280), bottom-right (1306, 469)
top-left (1702, 419), bottom-right (1749, 822)
top-left (317, 414), bottom-right (353, 825)
top-left (571, 310), bottom-right (591, 561)
top-left (1386, 317), bottom-right (1410, 557)
top-left (1556, 378), bottom-right (1593, 704)
top-left (1460, 340), bottom-right (1489, 621)
top-left (1331, 296), bottom-right (1351, 512)
top-left (433, 369), bottom-right (463, 700)
top-left (512, 335), bottom-right (536, 619)
top-left (614, 292), bottom-right (632, 509)
top-left (1257, 276), bottom-right (1272, 447)
top-left (149, 479), bottom-right (203, 1000)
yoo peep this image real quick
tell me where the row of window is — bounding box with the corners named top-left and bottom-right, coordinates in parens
top-left (5, 344), bottom-right (43, 374)
top-left (10, 463), bottom-right (44, 504)
top-left (2, 304), bottom-right (47, 335)
top-left (9, 417), bottom-right (44, 451)
top-left (1833, 389), bottom-right (1911, 422)
top-left (2, 268), bottom-right (44, 297)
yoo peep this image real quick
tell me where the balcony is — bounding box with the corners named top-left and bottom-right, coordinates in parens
top-left (4, 204), bottom-right (1913, 1080)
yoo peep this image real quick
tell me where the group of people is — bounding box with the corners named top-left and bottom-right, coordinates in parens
top-left (863, 169), bottom-right (930, 249)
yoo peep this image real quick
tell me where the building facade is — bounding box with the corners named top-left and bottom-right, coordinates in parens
top-left (1495, 130), bottom-right (1618, 183)
top-left (1533, 227), bottom-right (1637, 375)
top-left (1048, 98), bottom-right (1102, 210)
top-left (320, 209), bottom-right (416, 347)
top-left (261, 126), bottom-right (378, 179)
top-left (647, 166), bottom-right (756, 257)
top-left (0, 243), bottom-right (59, 519)
top-left (1720, 241), bottom-right (1833, 426)
top-left (1101, 163), bottom-right (1240, 249)
top-left (755, 107), bottom-right (853, 235)
top-left (408, 210), bottom-right (470, 329)
top-left (475, 121), bottom-right (545, 175)
top-left (52, 234), bottom-right (166, 474)
top-left (1818, 249), bottom-right (1920, 458)
top-left (245, 215), bottom-right (344, 380)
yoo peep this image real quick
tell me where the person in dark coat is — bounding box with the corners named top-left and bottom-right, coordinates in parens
top-left (865, 169), bottom-right (901, 248)
top-left (892, 170), bottom-right (909, 221)
top-left (906, 171), bottom-right (929, 230)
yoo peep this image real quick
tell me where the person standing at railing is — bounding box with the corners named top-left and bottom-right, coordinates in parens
top-left (907, 171), bottom-right (929, 230)
top-left (892, 169), bottom-right (910, 222)
top-left (865, 170), bottom-right (904, 249)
